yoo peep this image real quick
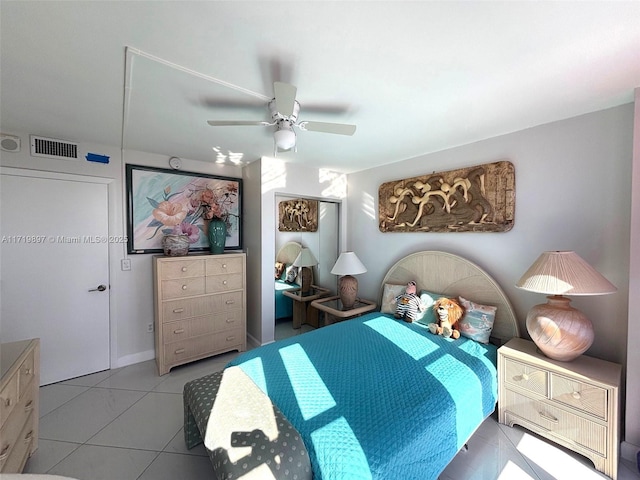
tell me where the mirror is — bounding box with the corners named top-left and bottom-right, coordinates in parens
top-left (274, 195), bottom-right (340, 338)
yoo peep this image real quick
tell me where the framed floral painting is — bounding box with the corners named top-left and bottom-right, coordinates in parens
top-left (126, 164), bottom-right (242, 254)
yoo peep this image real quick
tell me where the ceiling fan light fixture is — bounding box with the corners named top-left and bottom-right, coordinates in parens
top-left (274, 128), bottom-right (296, 150)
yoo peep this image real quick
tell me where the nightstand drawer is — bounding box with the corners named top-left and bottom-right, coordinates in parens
top-left (503, 358), bottom-right (547, 396)
top-left (551, 373), bottom-right (607, 419)
top-left (504, 389), bottom-right (607, 456)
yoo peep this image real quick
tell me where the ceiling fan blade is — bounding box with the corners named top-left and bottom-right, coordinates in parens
top-left (207, 120), bottom-right (271, 127)
top-left (299, 121), bottom-right (356, 136)
top-left (273, 82), bottom-right (297, 117)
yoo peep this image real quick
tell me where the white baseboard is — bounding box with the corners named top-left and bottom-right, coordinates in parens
top-left (114, 349), bottom-right (155, 369)
top-left (621, 441), bottom-right (640, 465)
top-left (247, 332), bottom-right (272, 348)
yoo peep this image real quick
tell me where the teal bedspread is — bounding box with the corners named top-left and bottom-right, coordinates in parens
top-left (227, 312), bottom-right (498, 480)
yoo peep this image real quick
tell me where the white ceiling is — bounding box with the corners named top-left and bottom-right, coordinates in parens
top-left (1, 1), bottom-right (639, 173)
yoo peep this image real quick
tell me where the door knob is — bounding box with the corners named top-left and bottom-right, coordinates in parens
top-left (88, 284), bottom-right (107, 292)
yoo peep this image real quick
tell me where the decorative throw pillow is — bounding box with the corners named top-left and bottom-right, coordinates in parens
top-left (380, 284), bottom-right (407, 313)
top-left (275, 261), bottom-right (286, 280)
top-left (285, 265), bottom-right (299, 283)
top-left (414, 290), bottom-right (445, 325)
top-left (457, 295), bottom-right (497, 344)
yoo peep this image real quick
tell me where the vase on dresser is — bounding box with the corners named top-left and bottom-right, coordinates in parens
top-left (162, 234), bottom-right (189, 256)
top-left (208, 219), bottom-right (227, 254)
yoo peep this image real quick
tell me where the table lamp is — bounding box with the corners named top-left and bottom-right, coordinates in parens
top-left (293, 248), bottom-right (318, 294)
top-left (330, 252), bottom-right (367, 309)
top-left (515, 251), bottom-right (617, 361)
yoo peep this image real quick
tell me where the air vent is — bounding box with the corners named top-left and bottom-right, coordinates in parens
top-left (30, 135), bottom-right (78, 160)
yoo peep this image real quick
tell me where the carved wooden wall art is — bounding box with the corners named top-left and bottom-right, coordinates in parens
top-left (278, 198), bottom-right (319, 232)
top-left (378, 160), bottom-right (515, 233)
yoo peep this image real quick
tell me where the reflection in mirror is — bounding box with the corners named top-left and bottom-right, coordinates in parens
top-left (274, 195), bottom-right (339, 340)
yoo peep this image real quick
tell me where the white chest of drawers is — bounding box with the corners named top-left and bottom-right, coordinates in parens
top-left (153, 253), bottom-right (246, 375)
top-left (498, 338), bottom-right (621, 479)
top-left (0, 338), bottom-right (40, 473)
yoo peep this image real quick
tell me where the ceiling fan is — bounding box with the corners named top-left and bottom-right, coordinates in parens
top-left (207, 82), bottom-right (356, 156)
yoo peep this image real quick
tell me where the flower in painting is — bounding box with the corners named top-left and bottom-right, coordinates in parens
top-left (152, 201), bottom-right (187, 226)
top-left (173, 222), bottom-right (200, 243)
top-left (145, 176), bottom-right (239, 243)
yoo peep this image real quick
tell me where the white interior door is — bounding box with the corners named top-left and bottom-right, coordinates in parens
top-left (1, 170), bottom-right (110, 385)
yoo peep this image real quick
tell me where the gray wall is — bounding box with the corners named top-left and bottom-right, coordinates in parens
top-left (347, 104), bottom-right (633, 366)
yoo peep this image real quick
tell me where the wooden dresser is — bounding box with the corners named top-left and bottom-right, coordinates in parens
top-left (498, 338), bottom-right (621, 479)
top-left (0, 338), bottom-right (40, 473)
top-left (153, 253), bottom-right (247, 375)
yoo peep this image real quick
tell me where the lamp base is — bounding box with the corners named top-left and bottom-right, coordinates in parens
top-left (300, 267), bottom-right (312, 294)
top-left (526, 295), bottom-right (594, 362)
top-left (338, 275), bottom-right (358, 309)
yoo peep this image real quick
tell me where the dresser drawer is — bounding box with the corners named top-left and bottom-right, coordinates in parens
top-left (206, 256), bottom-right (243, 275)
top-left (503, 358), bottom-right (548, 396)
top-left (160, 259), bottom-right (205, 279)
top-left (162, 291), bottom-right (243, 322)
top-left (162, 310), bottom-right (243, 344)
top-left (211, 291), bottom-right (243, 311)
top-left (1, 411), bottom-right (34, 473)
top-left (206, 273), bottom-right (243, 293)
top-left (0, 374), bottom-right (18, 427)
top-left (161, 276), bottom-right (206, 299)
top-left (18, 351), bottom-right (36, 399)
top-left (504, 389), bottom-right (607, 456)
top-left (162, 296), bottom-right (211, 323)
top-left (0, 385), bottom-right (35, 472)
top-left (163, 328), bottom-right (244, 365)
top-left (551, 373), bottom-right (607, 419)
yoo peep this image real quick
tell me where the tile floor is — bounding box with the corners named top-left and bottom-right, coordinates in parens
top-left (23, 319), bottom-right (640, 480)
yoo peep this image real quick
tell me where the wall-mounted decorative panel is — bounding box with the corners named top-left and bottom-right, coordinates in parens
top-left (278, 198), bottom-right (319, 232)
top-left (378, 160), bottom-right (515, 233)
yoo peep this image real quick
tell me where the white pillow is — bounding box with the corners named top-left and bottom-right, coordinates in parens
top-left (380, 284), bottom-right (407, 314)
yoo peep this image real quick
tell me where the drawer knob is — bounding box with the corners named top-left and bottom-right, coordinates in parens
top-left (24, 400), bottom-right (34, 412)
top-left (24, 430), bottom-right (34, 442)
top-left (174, 328), bottom-right (185, 334)
top-left (572, 391), bottom-right (581, 400)
top-left (226, 318), bottom-right (235, 323)
top-left (3, 397), bottom-right (11, 408)
top-left (173, 308), bottom-right (184, 313)
top-left (0, 444), bottom-right (10, 460)
top-left (514, 373), bottom-right (529, 382)
top-left (175, 348), bottom-right (186, 355)
top-left (181, 267), bottom-right (187, 272)
top-left (225, 300), bottom-right (235, 305)
top-left (223, 280), bottom-right (228, 285)
top-left (226, 335), bottom-right (235, 342)
top-left (24, 368), bottom-right (32, 375)
top-left (222, 264), bottom-right (227, 269)
top-left (182, 285), bottom-right (187, 290)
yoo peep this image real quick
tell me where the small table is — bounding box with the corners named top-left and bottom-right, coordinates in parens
top-left (283, 285), bottom-right (330, 329)
top-left (311, 296), bottom-right (377, 326)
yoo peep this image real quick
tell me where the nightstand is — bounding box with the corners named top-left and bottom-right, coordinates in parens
top-left (498, 338), bottom-right (621, 479)
top-left (311, 296), bottom-right (377, 326)
top-left (283, 285), bottom-right (330, 329)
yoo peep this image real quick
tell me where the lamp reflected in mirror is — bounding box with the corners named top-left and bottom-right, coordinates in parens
top-left (293, 248), bottom-right (318, 294)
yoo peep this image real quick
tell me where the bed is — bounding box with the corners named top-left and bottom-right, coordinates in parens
top-left (184, 250), bottom-right (520, 480)
top-left (274, 241), bottom-right (306, 320)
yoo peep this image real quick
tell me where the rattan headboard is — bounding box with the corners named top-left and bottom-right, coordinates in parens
top-left (379, 250), bottom-right (520, 344)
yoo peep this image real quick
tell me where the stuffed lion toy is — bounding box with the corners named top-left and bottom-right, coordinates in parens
top-left (427, 297), bottom-right (464, 339)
